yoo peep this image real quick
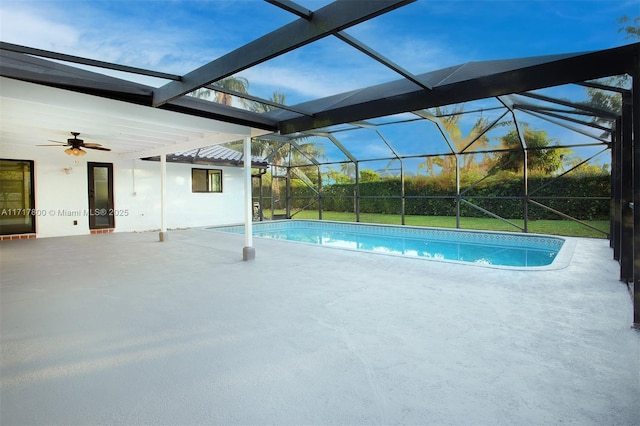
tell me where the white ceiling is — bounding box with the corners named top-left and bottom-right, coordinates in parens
top-left (0, 77), bottom-right (270, 160)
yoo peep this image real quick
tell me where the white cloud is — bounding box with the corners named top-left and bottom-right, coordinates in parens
top-left (0, 1), bottom-right (454, 105)
top-left (242, 63), bottom-right (384, 101)
top-left (0, 3), bottom-right (224, 78)
top-left (0, 7), bottom-right (79, 51)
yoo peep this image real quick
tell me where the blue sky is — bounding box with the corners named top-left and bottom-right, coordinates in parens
top-left (1, 0), bottom-right (637, 104)
top-left (1, 0), bottom-right (638, 167)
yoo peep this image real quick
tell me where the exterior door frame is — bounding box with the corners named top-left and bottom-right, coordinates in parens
top-left (87, 162), bottom-right (114, 229)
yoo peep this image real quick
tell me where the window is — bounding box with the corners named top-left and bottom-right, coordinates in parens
top-left (0, 159), bottom-right (35, 235)
top-left (192, 168), bottom-right (222, 193)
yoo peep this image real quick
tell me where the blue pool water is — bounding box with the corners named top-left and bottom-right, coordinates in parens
top-left (211, 220), bottom-right (566, 268)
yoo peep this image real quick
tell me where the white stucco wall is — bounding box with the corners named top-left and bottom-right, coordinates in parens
top-left (0, 144), bottom-right (246, 238)
top-left (114, 159), bottom-right (245, 233)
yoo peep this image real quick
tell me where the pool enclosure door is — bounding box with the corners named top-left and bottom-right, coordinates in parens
top-left (87, 162), bottom-right (114, 229)
top-left (270, 174), bottom-right (290, 219)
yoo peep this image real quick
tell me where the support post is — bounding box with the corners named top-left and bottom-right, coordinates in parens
top-left (243, 137), bottom-right (255, 261)
top-left (620, 92), bottom-right (633, 282)
top-left (632, 68), bottom-right (640, 328)
top-left (258, 172), bottom-right (264, 221)
top-left (523, 149), bottom-right (529, 233)
top-left (611, 118), bottom-right (621, 259)
top-left (318, 166), bottom-right (323, 220)
top-left (159, 153), bottom-right (167, 242)
top-left (400, 159), bottom-right (406, 226)
top-left (354, 161), bottom-right (360, 222)
top-left (285, 169), bottom-right (291, 219)
top-left (455, 154), bottom-right (460, 229)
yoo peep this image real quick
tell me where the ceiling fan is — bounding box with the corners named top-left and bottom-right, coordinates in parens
top-left (38, 132), bottom-right (112, 156)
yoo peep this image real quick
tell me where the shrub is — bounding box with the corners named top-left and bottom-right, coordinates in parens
top-left (285, 174), bottom-right (610, 220)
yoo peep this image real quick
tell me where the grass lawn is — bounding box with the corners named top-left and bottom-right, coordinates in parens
top-left (268, 210), bottom-right (609, 238)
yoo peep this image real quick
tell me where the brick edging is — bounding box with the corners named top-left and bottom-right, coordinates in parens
top-left (90, 228), bottom-right (114, 235)
top-left (0, 234), bottom-right (37, 241)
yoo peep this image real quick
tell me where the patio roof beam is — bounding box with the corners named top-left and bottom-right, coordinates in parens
top-left (269, 2), bottom-right (431, 93)
top-left (514, 104), bottom-right (613, 133)
top-left (288, 140), bottom-right (321, 167)
top-left (517, 92), bottom-right (620, 119)
top-left (518, 109), bottom-right (609, 143)
top-left (334, 31), bottom-right (432, 91)
top-left (327, 134), bottom-right (358, 164)
top-left (204, 84), bottom-right (313, 116)
top-left (0, 42), bottom-right (182, 81)
top-left (152, 0), bottom-right (415, 107)
top-left (575, 80), bottom-right (631, 95)
top-left (265, 0), bottom-right (313, 20)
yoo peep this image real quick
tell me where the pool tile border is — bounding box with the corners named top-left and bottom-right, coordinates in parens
top-left (212, 219), bottom-right (565, 252)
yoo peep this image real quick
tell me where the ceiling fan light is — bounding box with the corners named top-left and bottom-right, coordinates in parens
top-left (77, 148), bottom-right (87, 156)
top-left (64, 147), bottom-right (74, 156)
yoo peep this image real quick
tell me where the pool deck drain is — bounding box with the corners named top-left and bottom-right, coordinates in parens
top-left (1, 229), bottom-right (638, 425)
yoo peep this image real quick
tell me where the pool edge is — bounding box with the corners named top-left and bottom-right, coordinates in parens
top-left (208, 219), bottom-right (578, 271)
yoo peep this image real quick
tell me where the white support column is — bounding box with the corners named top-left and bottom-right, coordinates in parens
top-left (159, 153), bottom-right (168, 242)
top-left (243, 137), bottom-right (255, 260)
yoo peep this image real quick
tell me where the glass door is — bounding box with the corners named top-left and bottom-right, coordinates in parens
top-left (0, 159), bottom-right (35, 235)
top-left (87, 162), bottom-right (114, 229)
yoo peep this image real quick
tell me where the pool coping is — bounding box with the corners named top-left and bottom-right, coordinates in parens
top-left (208, 219), bottom-right (577, 271)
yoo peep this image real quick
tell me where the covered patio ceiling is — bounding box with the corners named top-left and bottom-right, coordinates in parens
top-left (0, 76), bottom-right (273, 160)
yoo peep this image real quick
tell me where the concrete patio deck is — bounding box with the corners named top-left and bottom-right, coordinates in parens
top-left (1, 228), bottom-right (638, 425)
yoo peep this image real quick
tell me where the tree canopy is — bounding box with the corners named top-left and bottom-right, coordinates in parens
top-left (491, 128), bottom-right (569, 175)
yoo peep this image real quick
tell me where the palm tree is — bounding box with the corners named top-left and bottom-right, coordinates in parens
top-left (227, 91), bottom-right (325, 166)
top-left (339, 162), bottom-right (356, 182)
top-left (418, 106), bottom-right (463, 176)
top-left (247, 91), bottom-right (288, 159)
top-left (191, 76), bottom-right (250, 107)
top-left (419, 107), bottom-right (497, 176)
top-left (223, 91), bottom-right (290, 157)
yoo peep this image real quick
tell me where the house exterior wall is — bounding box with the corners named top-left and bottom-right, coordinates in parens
top-left (1, 144), bottom-right (246, 238)
top-left (114, 159), bottom-right (245, 233)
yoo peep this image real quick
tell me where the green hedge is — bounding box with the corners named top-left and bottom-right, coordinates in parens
top-left (286, 175), bottom-right (610, 220)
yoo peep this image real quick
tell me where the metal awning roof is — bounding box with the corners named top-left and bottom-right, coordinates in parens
top-left (267, 43), bottom-right (639, 134)
top-left (144, 145), bottom-right (268, 169)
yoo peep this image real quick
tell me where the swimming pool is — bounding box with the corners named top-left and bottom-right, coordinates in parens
top-left (211, 220), bottom-right (572, 269)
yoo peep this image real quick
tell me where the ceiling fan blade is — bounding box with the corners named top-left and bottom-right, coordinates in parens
top-left (47, 140), bottom-right (68, 145)
top-left (82, 143), bottom-right (103, 147)
top-left (37, 144), bottom-right (68, 146)
top-left (85, 146), bottom-right (112, 151)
